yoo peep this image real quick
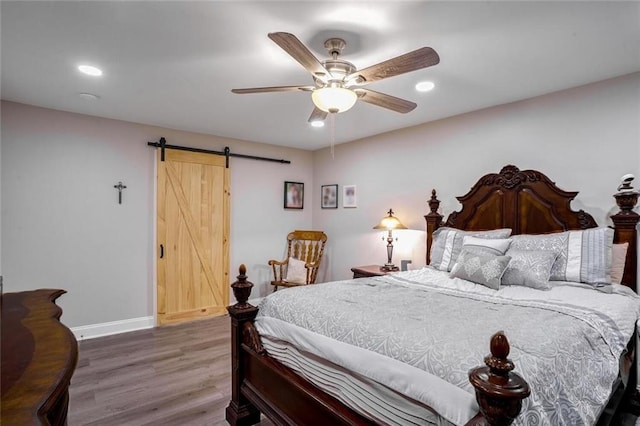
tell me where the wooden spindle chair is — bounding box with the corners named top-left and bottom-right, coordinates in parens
top-left (268, 230), bottom-right (327, 291)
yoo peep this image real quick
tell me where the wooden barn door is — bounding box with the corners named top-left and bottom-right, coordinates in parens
top-left (157, 149), bottom-right (230, 325)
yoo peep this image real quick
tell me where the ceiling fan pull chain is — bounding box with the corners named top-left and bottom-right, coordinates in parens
top-left (330, 113), bottom-right (336, 159)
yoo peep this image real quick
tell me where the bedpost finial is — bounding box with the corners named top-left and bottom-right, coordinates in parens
top-left (486, 331), bottom-right (514, 375)
top-left (429, 189), bottom-right (440, 214)
top-left (614, 191), bottom-right (639, 214)
top-left (230, 264), bottom-right (254, 309)
top-left (469, 332), bottom-right (530, 426)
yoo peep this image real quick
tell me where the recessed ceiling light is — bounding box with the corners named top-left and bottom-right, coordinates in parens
top-left (310, 120), bottom-right (325, 128)
top-left (416, 81), bottom-right (435, 92)
top-left (78, 65), bottom-right (103, 76)
top-left (79, 93), bottom-right (100, 100)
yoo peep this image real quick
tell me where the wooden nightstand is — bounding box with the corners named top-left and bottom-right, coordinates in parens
top-left (351, 265), bottom-right (398, 279)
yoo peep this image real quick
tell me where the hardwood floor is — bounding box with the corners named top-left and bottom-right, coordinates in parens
top-left (69, 315), bottom-right (639, 426)
top-left (69, 315), bottom-right (237, 425)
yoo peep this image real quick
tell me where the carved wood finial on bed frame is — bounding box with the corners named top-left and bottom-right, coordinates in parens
top-left (230, 264), bottom-right (254, 310)
top-left (468, 332), bottom-right (531, 426)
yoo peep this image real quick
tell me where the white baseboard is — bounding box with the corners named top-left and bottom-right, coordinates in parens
top-left (71, 316), bottom-right (154, 341)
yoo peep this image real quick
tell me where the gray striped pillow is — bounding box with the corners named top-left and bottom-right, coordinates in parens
top-left (430, 227), bottom-right (512, 272)
top-left (510, 227), bottom-right (614, 285)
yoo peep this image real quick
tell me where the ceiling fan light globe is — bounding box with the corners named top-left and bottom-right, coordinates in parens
top-left (312, 87), bottom-right (357, 113)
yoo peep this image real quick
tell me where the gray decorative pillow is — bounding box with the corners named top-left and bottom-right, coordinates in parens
top-left (449, 249), bottom-right (511, 290)
top-left (501, 249), bottom-right (558, 290)
top-left (510, 227), bottom-right (614, 285)
top-left (430, 227), bottom-right (512, 272)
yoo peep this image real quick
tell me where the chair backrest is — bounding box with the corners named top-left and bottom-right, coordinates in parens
top-left (287, 230), bottom-right (327, 284)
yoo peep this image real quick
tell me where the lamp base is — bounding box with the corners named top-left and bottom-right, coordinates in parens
top-left (380, 265), bottom-right (399, 272)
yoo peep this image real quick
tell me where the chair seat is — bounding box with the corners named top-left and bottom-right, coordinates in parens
top-left (270, 280), bottom-right (307, 289)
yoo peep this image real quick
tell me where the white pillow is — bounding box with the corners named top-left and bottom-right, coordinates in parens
top-left (286, 257), bottom-right (308, 284)
top-left (611, 242), bottom-right (628, 284)
top-left (462, 236), bottom-right (512, 256)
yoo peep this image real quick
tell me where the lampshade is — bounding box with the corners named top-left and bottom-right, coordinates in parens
top-left (373, 209), bottom-right (407, 230)
top-left (311, 87), bottom-right (357, 113)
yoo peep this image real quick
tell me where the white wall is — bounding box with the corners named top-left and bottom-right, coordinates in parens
top-left (1, 101), bottom-right (314, 328)
top-left (313, 72), bottom-right (640, 281)
top-left (2, 72), bottom-right (639, 330)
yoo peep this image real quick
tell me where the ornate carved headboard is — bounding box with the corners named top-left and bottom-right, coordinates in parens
top-left (425, 165), bottom-right (639, 290)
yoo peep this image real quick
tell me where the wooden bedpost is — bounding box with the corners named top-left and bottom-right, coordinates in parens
top-left (226, 264), bottom-right (261, 426)
top-left (425, 189), bottom-right (443, 265)
top-left (611, 190), bottom-right (639, 292)
top-left (467, 332), bottom-right (530, 426)
top-left (611, 189), bottom-right (640, 405)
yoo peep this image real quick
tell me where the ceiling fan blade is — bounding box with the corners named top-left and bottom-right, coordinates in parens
top-left (357, 89), bottom-right (417, 113)
top-left (348, 47), bottom-right (439, 84)
top-left (231, 85), bottom-right (314, 94)
top-left (308, 107), bottom-right (328, 123)
top-left (268, 32), bottom-right (331, 80)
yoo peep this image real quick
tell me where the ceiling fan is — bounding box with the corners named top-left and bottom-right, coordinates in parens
top-left (231, 32), bottom-right (440, 123)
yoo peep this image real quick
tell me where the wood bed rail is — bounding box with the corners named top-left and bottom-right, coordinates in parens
top-left (226, 265), bottom-right (530, 426)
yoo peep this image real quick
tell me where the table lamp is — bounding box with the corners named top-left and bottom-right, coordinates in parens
top-left (373, 209), bottom-right (407, 271)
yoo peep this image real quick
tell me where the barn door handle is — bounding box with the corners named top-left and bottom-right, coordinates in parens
top-left (160, 244), bottom-right (164, 259)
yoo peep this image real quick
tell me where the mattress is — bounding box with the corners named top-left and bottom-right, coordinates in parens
top-left (261, 335), bottom-right (452, 426)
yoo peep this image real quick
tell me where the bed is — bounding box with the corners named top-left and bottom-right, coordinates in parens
top-left (226, 165), bottom-right (640, 426)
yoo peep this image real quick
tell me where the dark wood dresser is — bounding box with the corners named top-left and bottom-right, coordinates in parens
top-left (1, 289), bottom-right (78, 425)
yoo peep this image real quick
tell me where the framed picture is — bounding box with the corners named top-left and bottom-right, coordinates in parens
top-left (321, 184), bottom-right (338, 209)
top-left (284, 181), bottom-right (304, 209)
top-left (343, 185), bottom-right (357, 208)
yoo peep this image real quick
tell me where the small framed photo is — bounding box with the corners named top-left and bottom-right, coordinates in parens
top-left (284, 181), bottom-right (304, 209)
top-left (343, 185), bottom-right (357, 208)
top-left (321, 184), bottom-right (338, 209)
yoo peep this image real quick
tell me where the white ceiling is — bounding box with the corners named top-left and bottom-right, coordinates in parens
top-left (2, 1), bottom-right (639, 151)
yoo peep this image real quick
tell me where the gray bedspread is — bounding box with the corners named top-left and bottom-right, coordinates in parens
top-left (256, 269), bottom-right (638, 425)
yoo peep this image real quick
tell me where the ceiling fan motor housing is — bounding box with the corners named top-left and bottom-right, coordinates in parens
top-left (324, 38), bottom-right (346, 57)
top-left (314, 59), bottom-right (357, 87)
